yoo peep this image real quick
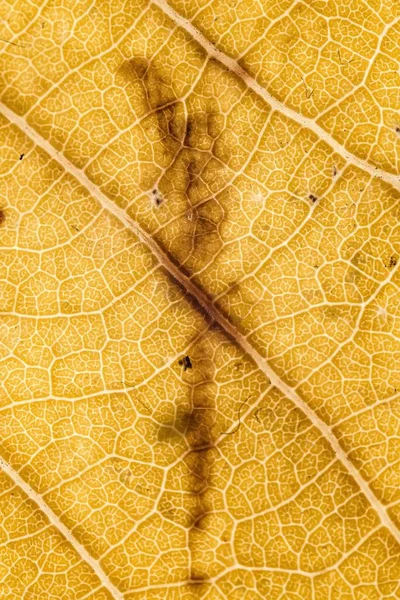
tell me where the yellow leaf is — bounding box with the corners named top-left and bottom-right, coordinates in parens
top-left (0, 1), bottom-right (399, 598)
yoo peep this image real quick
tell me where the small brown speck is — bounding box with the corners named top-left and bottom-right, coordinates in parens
top-left (309, 194), bottom-right (318, 203)
top-left (19, 153), bottom-right (25, 160)
top-left (179, 356), bottom-right (192, 371)
top-left (389, 256), bottom-right (397, 268)
top-left (396, 127), bottom-right (400, 133)
top-left (151, 188), bottom-right (163, 207)
top-left (0, 209), bottom-right (5, 226)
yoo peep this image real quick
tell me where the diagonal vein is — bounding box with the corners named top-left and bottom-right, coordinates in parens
top-left (0, 455), bottom-right (124, 600)
top-left (1, 101), bottom-right (399, 545)
top-left (152, 0), bottom-right (400, 193)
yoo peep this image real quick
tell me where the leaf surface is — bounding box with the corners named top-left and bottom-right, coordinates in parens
top-left (0, 0), bottom-right (400, 598)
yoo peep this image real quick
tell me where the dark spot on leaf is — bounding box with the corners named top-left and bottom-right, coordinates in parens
top-left (184, 116), bottom-right (194, 146)
top-left (151, 188), bottom-right (163, 207)
top-left (396, 127), bottom-right (400, 133)
top-left (0, 209), bottom-right (5, 226)
top-left (118, 56), bottom-right (148, 83)
top-left (387, 256), bottom-right (397, 268)
top-left (189, 571), bottom-right (207, 584)
top-left (19, 153), bottom-right (24, 160)
top-left (157, 405), bottom-right (214, 449)
top-left (309, 194), bottom-right (318, 203)
top-left (332, 166), bottom-right (337, 177)
top-left (179, 355), bottom-right (192, 371)
top-left (192, 513), bottom-right (207, 531)
top-left (117, 57), bottom-right (175, 111)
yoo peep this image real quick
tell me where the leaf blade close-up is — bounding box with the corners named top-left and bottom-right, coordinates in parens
top-left (0, 0), bottom-right (400, 598)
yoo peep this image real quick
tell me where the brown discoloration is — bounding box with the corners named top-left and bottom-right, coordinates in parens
top-left (172, 107), bottom-right (226, 266)
top-left (118, 58), bottom-right (232, 577)
top-left (154, 102), bottom-right (183, 147)
top-left (158, 401), bottom-right (218, 571)
top-left (185, 156), bottom-right (199, 196)
top-left (118, 57), bottom-right (186, 160)
top-left (162, 270), bottom-right (214, 326)
top-left (118, 57), bottom-right (175, 110)
top-left (156, 330), bottom-right (221, 583)
top-left (151, 188), bottom-right (163, 207)
top-left (386, 256), bottom-right (397, 268)
top-left (119, 56), bottom-right (148, 80)
top-left (157, 403), bottom-right (216, 450)
top-left (184, 116), bottom-right (194, 147)
top-left (189, 576), bottom-right (207, 584)
top-left (183, 111), bottom-right (221, 151)
top-left (119, 56), bottom-right (231, 273)
top-left (0, 209), bottom-right (5, 226)
top-left (179, 355), bottom-right (192, 371)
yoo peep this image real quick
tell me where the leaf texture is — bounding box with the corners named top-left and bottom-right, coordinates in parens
top-left (0, 0), bottom-right (399, 598)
